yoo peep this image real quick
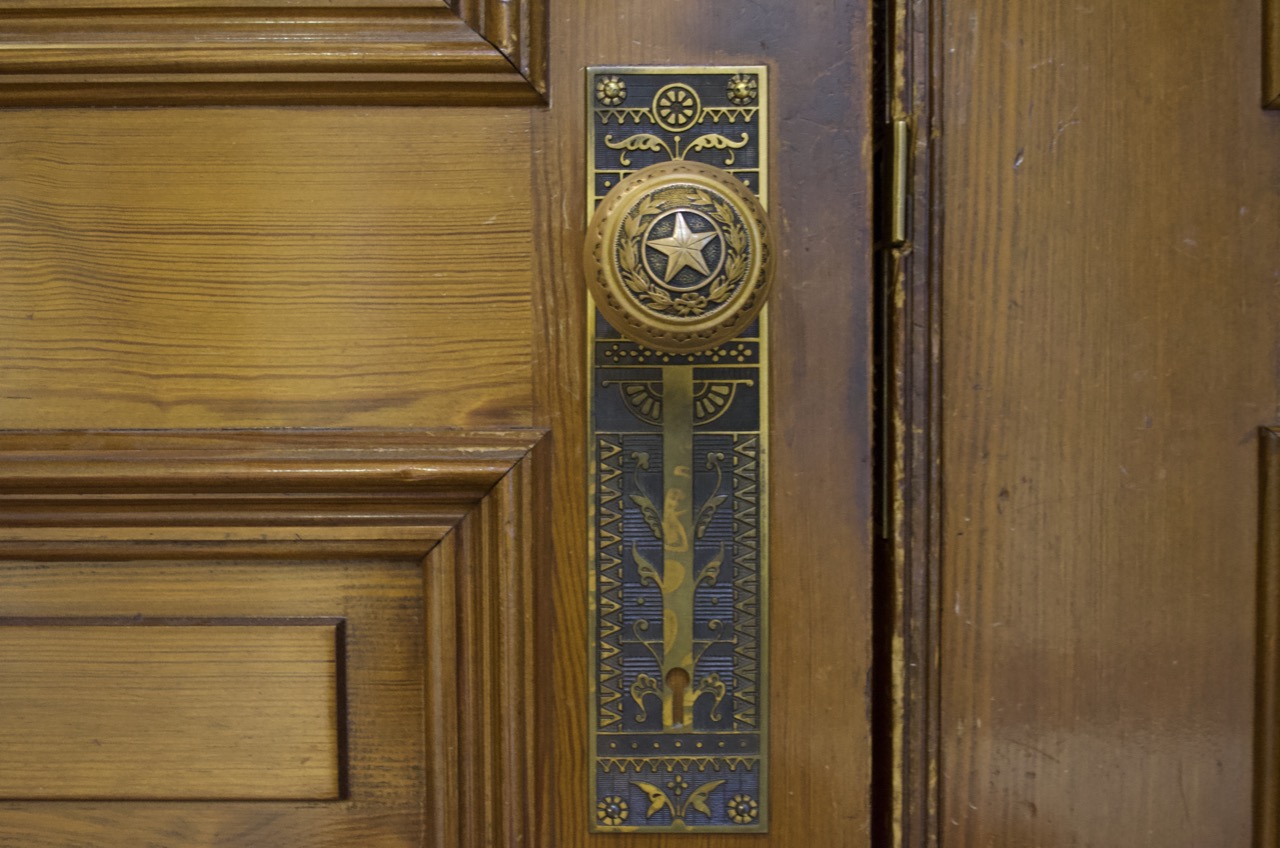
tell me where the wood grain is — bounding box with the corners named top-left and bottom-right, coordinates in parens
top-left (0, 4), bottom-right (545, 106)
top-left (0, 429), bottom-right (549, 846)
top-left (885, 0), bottom-right (945, 844)
top-left (529, 1), bottom-right (875, 845)
top-left (0, 429), bottom-right (539, 558)
top-left (0, 560), bottom-right (426, 847)
top-left (0, 110), bottom-right (534, 430)
top-left (0, 621), bottom-right (342, 800)
top-left (428, 443), bottom-right (547, 848)
top-left (941, 2), bottom-right (1280, 845)
top-left (1257, 428), bottom-right (1280, 848)
top-left (1267, 0), bottom-right (1280, 107)
top-left (0, 0), bottom-right (872, 844)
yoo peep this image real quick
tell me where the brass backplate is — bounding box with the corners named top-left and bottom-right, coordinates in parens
top-left (586, 66), bottom-right (769, 834)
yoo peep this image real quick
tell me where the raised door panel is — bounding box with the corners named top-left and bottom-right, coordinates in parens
top-left (0, 431), bottom-right (547, 847)
top-left (940, 2), bottom-right (1280, 845)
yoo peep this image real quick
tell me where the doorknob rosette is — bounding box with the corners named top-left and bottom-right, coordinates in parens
top-left (584, 160), bottom-right (774, 353)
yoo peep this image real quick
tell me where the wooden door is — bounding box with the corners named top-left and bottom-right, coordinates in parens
top-left (0, 2), bottom-right (874, 847)
top-left (920, 1), bottom-right (1280, 845)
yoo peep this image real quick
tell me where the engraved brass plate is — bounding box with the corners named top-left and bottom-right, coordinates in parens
top-left (586, 66), bottom-right (769, 834)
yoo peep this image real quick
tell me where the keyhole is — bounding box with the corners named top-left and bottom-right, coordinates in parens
top-left (666, 667), bottom-right (690, 727)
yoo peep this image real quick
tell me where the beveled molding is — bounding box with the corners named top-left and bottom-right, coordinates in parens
top-left (1268, 0), bottom-right (1280, 108)
top-left (0, 1), bottom-right (547, 106)
top-left (1256, 427), bottom-right (1280, 847)
top-left (881, 0), bottom-right (942, 845)
top-left (0, 428), bottom-right (550, 848)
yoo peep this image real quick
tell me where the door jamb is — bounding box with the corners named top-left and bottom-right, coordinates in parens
top-left (874, 1), bottom-right (943, 846)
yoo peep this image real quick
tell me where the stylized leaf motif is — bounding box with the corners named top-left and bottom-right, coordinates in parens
top-left (628, 452), bottom-right (664, 539)
top-left (632, 543), bottom-right (664, 591)
top-left (629, 675), bottom-right (664, 724)
top-left (631, 780), bottom-right (674, 818)
top-left (682, 132), bottom-right (749, 165)
top-left (683, 779), bottom-right (727, 818)
top-left (695, 453), bottom-right (727, 537)
top-left (647, 287), bottom-right (674, 310)
top-left (695, 543), bottom-right (725, 588)
top-left (694, 673), bottom-right (728, 722)
top-left (604, 133), bottom-right (675, 166)
top-left (630, 492), bottom-right (663, 540)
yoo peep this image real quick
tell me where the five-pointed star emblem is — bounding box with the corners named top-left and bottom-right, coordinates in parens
top-left (647, 212), bottom-right (718, 282)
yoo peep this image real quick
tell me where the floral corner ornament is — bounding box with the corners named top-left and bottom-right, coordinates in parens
top-left (597, 795), bottom-right (629, 827)
top-left (727, 793), bottom-right (759, 825)
top-left (596, 75), bottom-right (627, 106)
top-left (726, 74), bottom-right (758, 105)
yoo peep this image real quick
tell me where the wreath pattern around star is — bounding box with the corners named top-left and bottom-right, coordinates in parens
top-left (616, 186), bottom-right (749, 319)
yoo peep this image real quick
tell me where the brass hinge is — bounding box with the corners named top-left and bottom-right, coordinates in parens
top-left (878, 115), bottom-right (913, 542)
top-left (889, 116), bottom-right (913, 248)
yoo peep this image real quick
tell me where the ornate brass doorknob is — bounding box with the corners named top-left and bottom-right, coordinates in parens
top-left (583, 160), bottom-right (774, 353)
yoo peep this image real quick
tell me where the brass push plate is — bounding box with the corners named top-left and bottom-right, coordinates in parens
top-left (586, 66), bottom-right (769, 833)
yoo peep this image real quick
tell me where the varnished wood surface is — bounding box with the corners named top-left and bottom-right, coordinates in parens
top-left (0, 110), bottom-right (534, 429)
top-left (941, 2), bottom-right (1280, 845)
top-left (0, 3), bottom-right (546, 105)
top-left (428, 444), bottom-right (547, 848)
top-left (0, 429), bottom-right (540, 558)
top-left (1257, 429), bottom-right (1280, 848)
top-left (531, 1), bottom-right (875, 845)
top-left (1267, 0), bottom-right (1280, 107)
top-left (0, 0), bottom-right (872, 844)
top-left (0, 560), bottom-right (426, 846)
top-left (0, 621), bottom-right (341, 800)
top-left (885, 0), bottom-right (945, 843)
top-left (0, 429), bottom-right (547, 846)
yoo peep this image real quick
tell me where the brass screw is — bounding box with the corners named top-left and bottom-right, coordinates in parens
top-left (596, 76), bottom-right (627, 106)
top-left (726, 74), bottom-right (758, 105)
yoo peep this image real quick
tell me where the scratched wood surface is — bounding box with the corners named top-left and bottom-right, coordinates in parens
top-left (940, 2), bottom-right (1280, 845)
top-left (531, 1), bottom-right (875, 845)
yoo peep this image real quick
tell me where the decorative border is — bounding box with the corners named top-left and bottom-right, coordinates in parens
top-left (0, 428), bottom-right (549, 848)
top-left (0, 2), bottom-right (546, 106)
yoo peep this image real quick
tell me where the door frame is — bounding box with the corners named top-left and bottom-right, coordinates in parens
top-left (878, 1), bottom-right (944, 846)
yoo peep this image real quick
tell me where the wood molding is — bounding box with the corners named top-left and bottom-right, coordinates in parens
top-left (1267, 0), bottom-right (1280, 108)
top-left (452, 0), bottom-right (547, 100)
top-left (882, 0), bottom-right (943, 845)
top-left (1256, 427), bottom-right (1280, 847)
top-left (0, 3), bottom-right (547, 106)
top-left (0, 428), bottom-right (549, 848)
top-left (0, 429), bottom-right (540, 559)
top-left (424, 437), bottom-right (548, 848)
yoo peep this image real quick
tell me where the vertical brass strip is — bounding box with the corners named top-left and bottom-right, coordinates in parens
top-left (659, 365), bottom-right (695, 730)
